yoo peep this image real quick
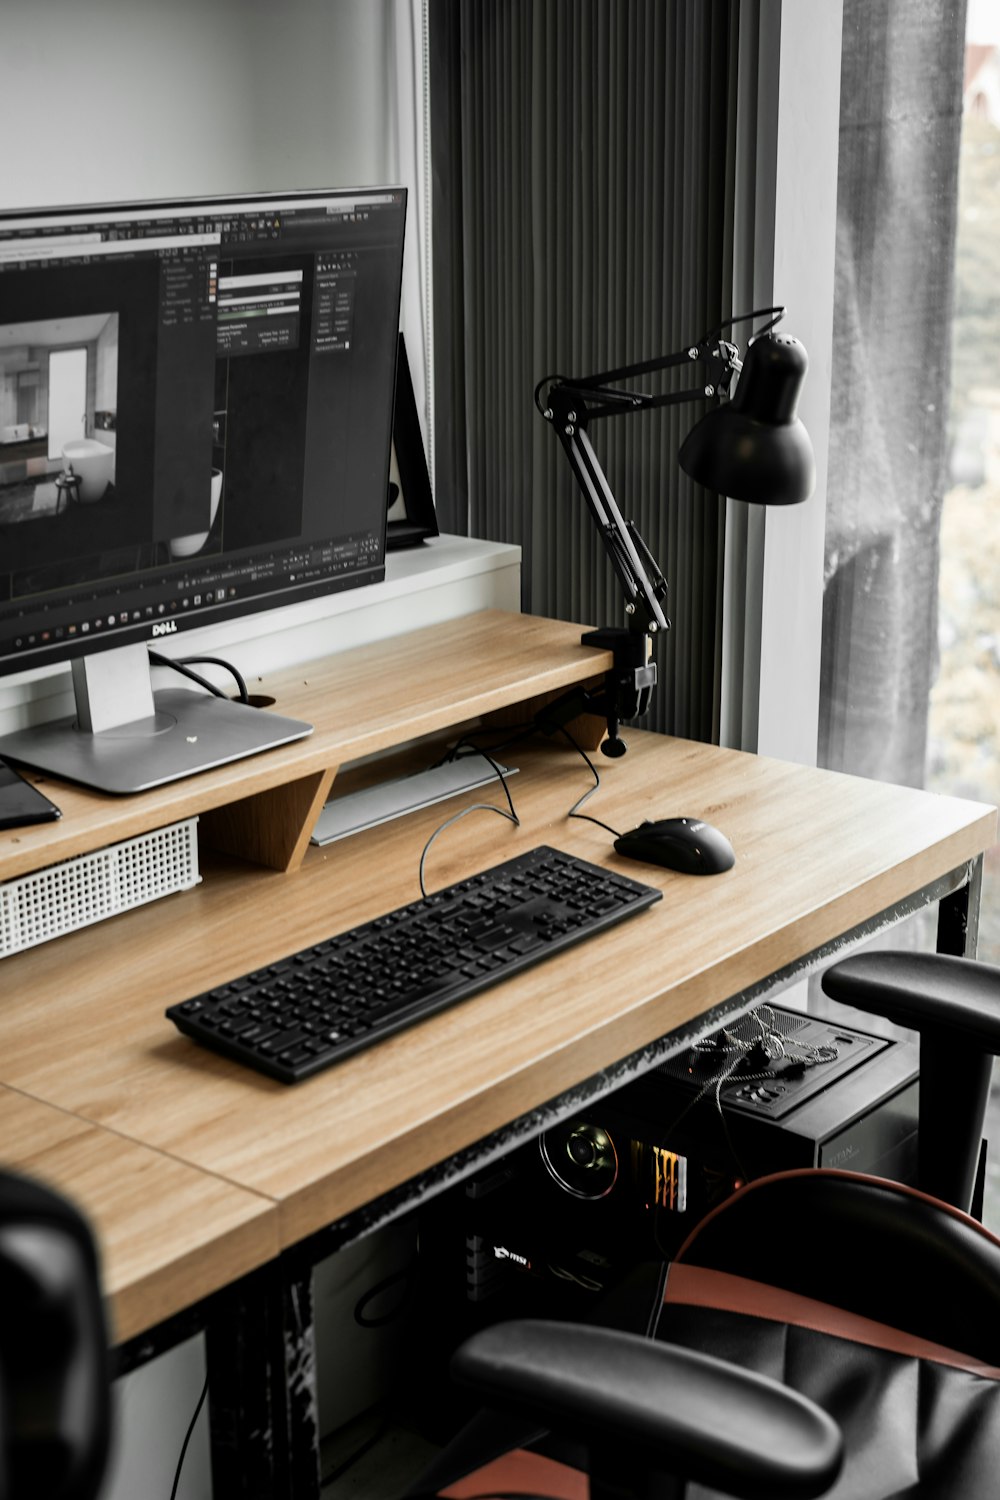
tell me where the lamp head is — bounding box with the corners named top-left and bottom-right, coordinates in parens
top-left (678, 332), bottom-right (815, 505)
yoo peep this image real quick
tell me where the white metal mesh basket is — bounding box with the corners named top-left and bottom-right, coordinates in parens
top-left (0, 818), bottom-right (200, 959)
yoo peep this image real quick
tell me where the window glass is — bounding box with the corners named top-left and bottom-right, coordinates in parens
top-left (928, 1), bottom-right (1000, 972)
top-left (818, 0), bottom-right (1000, 1230)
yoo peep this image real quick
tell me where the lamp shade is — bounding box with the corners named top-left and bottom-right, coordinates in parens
top-left (678, 332), bottom-right (815, 505)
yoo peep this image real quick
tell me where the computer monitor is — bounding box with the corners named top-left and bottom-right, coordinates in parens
top-left (0, 186), bottom-right (406, 792)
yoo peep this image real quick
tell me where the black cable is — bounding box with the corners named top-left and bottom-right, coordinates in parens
top-left (179, 655), bottom-right (249, 704)
top-left (353, 1261), bottom-right (418, 1329)
top-left (548, 720), bottom-right (623, 838)
top-left (648, 1005), bottom-right (842, 1209)
top-left (433, 720), bottom-right (535, 768)
top-left (418, 749), bottom-right (520, 897)
top-left (319, 1255), bottom-right (422, 1486)
top-left (441, 716), bottom-right (624, 839)
top-left (148, 649), bottom-right (249, 704)
top-left (169, 1371), bottom-right (209, 1500)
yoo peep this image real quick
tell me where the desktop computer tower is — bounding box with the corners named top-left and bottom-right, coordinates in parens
top-left (412, 1005), bottom-right (918, 1438)
top-left (424, 1006), bottom-right (919, 1327)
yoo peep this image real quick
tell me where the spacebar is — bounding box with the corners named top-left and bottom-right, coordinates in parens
top-left (362, 976), bottom-right (458, 1028)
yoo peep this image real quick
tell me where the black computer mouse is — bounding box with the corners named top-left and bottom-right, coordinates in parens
top-left (614, 817), bottom-right (736, 876)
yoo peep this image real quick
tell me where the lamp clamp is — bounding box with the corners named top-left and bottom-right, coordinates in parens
top-left (538, 627), bottom-right (657, 758)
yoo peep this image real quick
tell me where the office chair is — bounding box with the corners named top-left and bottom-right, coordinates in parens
top-left (0, 1168), bottom-right (111, 1500)
top-left (408, 950), bottom-right (1000, 1499)
top-left (0, 1186), bottom-right (841, 1500)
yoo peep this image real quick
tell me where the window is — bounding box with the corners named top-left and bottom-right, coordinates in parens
top-left (819, 0), bottom-right (1000, 1229)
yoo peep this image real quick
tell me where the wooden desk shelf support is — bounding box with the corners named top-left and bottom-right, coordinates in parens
top-left (200, 767), bottom-right (337, 873)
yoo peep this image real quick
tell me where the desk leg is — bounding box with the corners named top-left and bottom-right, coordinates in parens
top-left (206, 1260), bottom-right (321, 1499)
top-left (932, 854), bottom-right (988, 1216)
top-left (936, 854), bottom-right (983, 959)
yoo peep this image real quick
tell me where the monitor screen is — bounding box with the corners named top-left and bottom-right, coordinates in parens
top-left (0, 186), bottom-right (406, 791)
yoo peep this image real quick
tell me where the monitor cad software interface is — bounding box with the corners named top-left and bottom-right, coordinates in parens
top-left (0, 189), bottom-right (406, 667)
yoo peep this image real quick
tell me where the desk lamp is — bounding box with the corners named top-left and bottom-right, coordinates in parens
top-left (535, 306), bottom-right (814, 872)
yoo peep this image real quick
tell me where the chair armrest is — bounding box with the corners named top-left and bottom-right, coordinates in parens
top-left (451, 1319), bottom-right (842, 1499)
top-left (822, 951), bottom-right (1000, 1052)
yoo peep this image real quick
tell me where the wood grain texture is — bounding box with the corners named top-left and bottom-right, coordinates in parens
top-left (0, 1088), bottom-right (277, 1342)
top-left (199, 767), bottom-right (337, 872)
top-left (0, 727), bottom-right (994, 1261)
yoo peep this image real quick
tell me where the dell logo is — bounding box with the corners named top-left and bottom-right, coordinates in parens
top-left (151, 620), bottom-right (177, 637)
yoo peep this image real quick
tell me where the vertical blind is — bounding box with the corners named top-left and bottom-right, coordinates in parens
top-left (431, 0), bottom-right (758, 740)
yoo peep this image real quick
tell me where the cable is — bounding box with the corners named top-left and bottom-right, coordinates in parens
top-left (432, 721), bottom-right (536, 769)
top-left (148, 649), bottom-right (250, 704)
top-left (651, 1005), bottom-right (842, 1193)
top-left (547, 720), bottom-right (623, 838)
top-left (440, 716), bottom-right (624, 839)
top-left (418, 749), bottom-right (520, 897)
top-left (169, 1371), bottom-right (209, 1500)
top-left (353, 1260), bottom-right (418, 1329)
top-left (179, 655), bottom-right (249, 704)
top-left (319, 1254), bottom-right (422, 1487)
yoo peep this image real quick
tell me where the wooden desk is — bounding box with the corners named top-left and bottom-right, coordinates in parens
top-left (0, 1087), bottom-right (277, 1344)
top-left (0, 610), bottom-right (995, 1494)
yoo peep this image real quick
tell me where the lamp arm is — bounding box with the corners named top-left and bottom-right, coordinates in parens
top-left (534, 304), bottom-right (786, 422)
top-left (551, 380), bottom-right (723, 425)
top-left (553, 417), bottom-right (668, 635)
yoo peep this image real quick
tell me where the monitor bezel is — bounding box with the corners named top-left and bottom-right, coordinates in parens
top-left (0, 183), bottom-right (407, 681)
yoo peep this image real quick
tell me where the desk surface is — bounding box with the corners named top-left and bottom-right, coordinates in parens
top-left (0, 614), bottom-right (995, 1342)
top-left (0, 1087), bottom-right (276, 1342)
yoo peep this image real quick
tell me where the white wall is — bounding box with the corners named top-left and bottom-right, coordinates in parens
top-left (1, 0), bottom-right (395, 209)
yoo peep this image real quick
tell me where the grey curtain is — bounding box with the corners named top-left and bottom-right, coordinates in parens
top-left (431, 0), bottom-right (755, 741)
top-left (819, 0), bottom-right (968, 785)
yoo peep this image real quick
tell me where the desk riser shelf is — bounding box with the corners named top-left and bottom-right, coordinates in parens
top-left (0, 611), bottom-right (612, 880)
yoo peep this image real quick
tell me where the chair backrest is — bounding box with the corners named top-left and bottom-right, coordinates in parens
top-left (0, 1171), bottom-right (110, 1500)
top-left (670, 1168), bottom-right (1000, 1367)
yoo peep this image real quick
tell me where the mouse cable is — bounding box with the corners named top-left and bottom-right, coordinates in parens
top-left (148, 648), bottom-right (249, 704)
top-left (543, 718), bottom-right (623, 839)
top-left (418, 749), bottom-right (520, 897)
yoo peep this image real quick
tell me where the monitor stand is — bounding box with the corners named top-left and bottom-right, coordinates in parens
top-left (0, 644), bottom-right (313, 795)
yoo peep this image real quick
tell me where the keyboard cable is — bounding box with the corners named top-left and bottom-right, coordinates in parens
top-left (417, 748), bottom-right (520, 897)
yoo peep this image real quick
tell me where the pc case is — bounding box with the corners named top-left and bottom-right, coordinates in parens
top-left (444, 1007), bottom-right (920, 1316)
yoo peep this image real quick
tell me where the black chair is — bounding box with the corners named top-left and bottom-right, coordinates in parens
top-left (0, 1181), bottom-right (841, 1500)
top-left (408, 950), bottom-right (1000, 1499)
top-left (0, 1169), bottom-right (110, 1500)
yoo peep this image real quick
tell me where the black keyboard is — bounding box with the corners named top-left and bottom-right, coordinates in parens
top-left (166, 846), bottom-right (661, 1084)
